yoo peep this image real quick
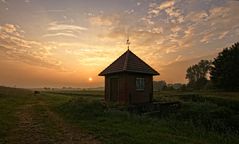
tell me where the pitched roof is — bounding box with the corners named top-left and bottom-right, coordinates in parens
top-left (99, 49), bottom-right (159, 76)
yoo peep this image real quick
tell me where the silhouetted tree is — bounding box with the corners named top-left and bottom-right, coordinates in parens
top-left (210, 42), bottom-right (239, 90)
top-left (186, 60), bottom-right (211, 89)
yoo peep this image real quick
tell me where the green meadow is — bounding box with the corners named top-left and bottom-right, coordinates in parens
top-left (0, 86), bottom-right (239, 144)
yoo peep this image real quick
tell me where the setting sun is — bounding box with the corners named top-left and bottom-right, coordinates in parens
top-left (88, 77), bottom-right (93, 82)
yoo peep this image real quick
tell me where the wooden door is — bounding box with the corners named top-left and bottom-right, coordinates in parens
top-left (110, 78), bottom-right (119, 102)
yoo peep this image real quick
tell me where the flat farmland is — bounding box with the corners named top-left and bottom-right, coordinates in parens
top-left (1, 86), bottom-right (239, 144)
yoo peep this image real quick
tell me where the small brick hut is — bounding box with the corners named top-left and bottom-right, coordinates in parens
top-left (99, 49), bottom-right (159, 104)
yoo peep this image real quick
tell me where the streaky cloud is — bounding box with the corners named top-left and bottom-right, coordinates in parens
top-left (48, 22), bottom-right (88, 31)
top-left (43, 33), bottom-right (78, 38)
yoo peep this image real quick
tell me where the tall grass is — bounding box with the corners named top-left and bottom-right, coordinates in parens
top-left (175, 94), bottom-right (239, 134)
top-left (55, 95), bottom-right (239, 144)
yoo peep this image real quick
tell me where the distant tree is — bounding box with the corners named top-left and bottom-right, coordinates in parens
top-left (186, 60), bottom-right (211, 89)
top-left (210, 42), bottom-right (239, 90)
top-left (165, 84), bottom-right (175, 91)
top-left (159, 81), bottom-right (167, 90)
top-left (44, 87), bottom-right (51, 90)
top-left (153, 80), bottom-right (167, 91)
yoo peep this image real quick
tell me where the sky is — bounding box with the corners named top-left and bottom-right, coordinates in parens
top-left (0, 0), bottom-right (239, 88)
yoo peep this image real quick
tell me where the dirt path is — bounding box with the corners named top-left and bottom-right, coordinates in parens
top-left (7, 96), bottom-right (101, 144)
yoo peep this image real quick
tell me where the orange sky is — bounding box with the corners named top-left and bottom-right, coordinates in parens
top-left (0, 0), bottom-right (239, 88)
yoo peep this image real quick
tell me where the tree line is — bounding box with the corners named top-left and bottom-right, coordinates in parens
top-left (186, 42), bottom-right (239, 91)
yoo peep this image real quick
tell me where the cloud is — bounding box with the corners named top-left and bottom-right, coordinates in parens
top-left (147, 3), bottom-right (160, 16)
top-left (199, 32), bottom-right (215, 43)
top-left (209, 6), bottom-right (230, 18)
top-left (218, 31), bottom-right (229, 39)
top-left (48, 22), bottom-right (87, 31)
top-left (185, 11), bottom-right (209, 23)
top-left (141, 17), bottom-right (154, 25)
top-left (0, 24), bottom-right (23, 37)
top-left (147, 0), bottom-right (175, 16)
top-left (88, 15), bottom-right (118, 26)
top-left (183, 26), bottom-right (194, 38)
top-left (37, 9), bottom-right (65, 13)
top-left (43, 33), bottom-right (78, 38)
top-left (43, 22), bottom-right (88, 39)
top-left (165, 7), bottom-right (180, 17)
top-left (125, 9), bottom-right (135, 15)
top-left (0, 24), bottom-right (62, 69)
top-left (175, 55), bottom-right (183, 61)
top-left (165, 7), bottom-right (184, 23)
top-left (1, 0), bottom-right (30, 4)
top-left (159, 0), bottom-right (175, 10)
top-left (171, 26), bottom-right (181, 33)
top-left (185, 1), bottom-right (239, 45)
top-left (97, 0), bottom-right (238, 59)
top-left (146, 0), bottom-right (184, 25)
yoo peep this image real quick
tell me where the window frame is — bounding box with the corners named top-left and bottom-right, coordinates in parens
top-left (136, 77), bottom-right (145, 91)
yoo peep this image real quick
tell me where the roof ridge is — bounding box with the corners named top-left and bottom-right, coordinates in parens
top-left (123, 50), bottom-right (130, 71)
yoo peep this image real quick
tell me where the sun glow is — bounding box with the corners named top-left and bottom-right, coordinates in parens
top-left (88, 77), bottom-right (93, 82)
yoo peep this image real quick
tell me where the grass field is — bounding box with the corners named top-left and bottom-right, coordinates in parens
top-left (0, 86), bottom-right (239, 144)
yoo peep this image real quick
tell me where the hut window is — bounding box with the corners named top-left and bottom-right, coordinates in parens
top-left (136, 78), bottom-right (145, 90)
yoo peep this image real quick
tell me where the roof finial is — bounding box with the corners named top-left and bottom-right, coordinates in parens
top-left (126, 36), bottom-right (130, 50)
